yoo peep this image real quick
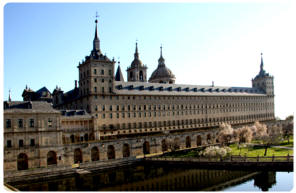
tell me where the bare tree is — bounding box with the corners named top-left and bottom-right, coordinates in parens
top-left (237, 126), bottom-right (253, 144)
top-left (217, 123), bottom-right (233, 146)
top-left (252, 121), bottom-right (268, 140)
top-left (253, 122), bottom-right (283, 156)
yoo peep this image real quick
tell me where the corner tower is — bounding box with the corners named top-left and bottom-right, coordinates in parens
top-left (252, 53), bottom-right (274, 96)
top-left (77, 17), bottom-right (115, 112)
top-left (127, 42), bottom-right (148, 82)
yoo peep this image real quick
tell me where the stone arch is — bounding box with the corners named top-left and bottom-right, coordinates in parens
top-left (107, 145), bottom-right (115, 160)
top-left (91, 146), bottom-right (100, 161)
top-left (196, 135), bottom-right (202, 146)
top-left (122, 144), bottom-right (130, 158)
top-left (186, 136), bottom-right (191, 148)
top-left (47, 151), bottom-right (57, 165)
top-left (17, 153), bottom-right (28, 170)
top-left (143, 141), bottom-right (150, 155)
top-left (161, 139), bottom-right (168, 152)
top-left (174, 138), bottom-right (180, 150)
top-left (74, 148), bottom-right (83, 164)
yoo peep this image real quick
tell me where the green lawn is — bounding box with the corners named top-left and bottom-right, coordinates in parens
top-left (228, 143), bottom-right (293, 157)
top-left (162, 137), bottom-right (293, 158)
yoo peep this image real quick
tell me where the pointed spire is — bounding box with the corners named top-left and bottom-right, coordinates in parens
top-left (158, 44), bottom-right (165, 66)
top-left (8, 89), bottom-right (11, 102)
top-left (92, 12), bottom-right (101, 53)
top-left (134, 41), bottom-right (139, 59)
top-left (260, 52), bottom-right (264, 72)
top-left (115, 61), bottom-right (125, 81)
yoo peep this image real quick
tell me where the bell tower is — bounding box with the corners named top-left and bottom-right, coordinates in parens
top-left (252, 53), bottom-right (274, 96)
top-left (127, 42), bottom-right (147, 82)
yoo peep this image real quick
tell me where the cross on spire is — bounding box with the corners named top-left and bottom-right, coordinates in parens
top-left (95, 12), bottom-right (99, 23)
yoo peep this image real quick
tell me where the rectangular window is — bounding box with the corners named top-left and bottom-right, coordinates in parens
top-left (18, 119), bottom-right (23, 128)
top-left (48, 118), bottom-right (52, 127)
top-left (30, 119), bottom-right (34, 128)
top-left (7, 140), bottom-right (12, 148)
top-left (109, 70), bottom-right (112, 75)
top-left (94, 87), bottom-right (97, 92)
top-left (101, 69), bottom-right (104, 75)
top-left (6, 119), bottom-right (11, 128)
top-left (30, 139), bottom-right (35, 146)
top-left (19, 139), bottom-right (24, 147)
top-left (94, 69), bottom-right (97, 74)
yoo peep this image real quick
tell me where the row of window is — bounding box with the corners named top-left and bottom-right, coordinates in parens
top-left (92, 95), bottom-right (270, 102)
top-left (98, 103), bottom-right (273, 112)
top-left (80, 68), bottom-right (112, 79)
top-left (99, 109), bottom-right (274, 119)
top-left (6, 139), bottom-right (35, 148)
top-left (5, 118), bottom-right (53, 129)
top-left (100, 113), bottom-right (273, 130)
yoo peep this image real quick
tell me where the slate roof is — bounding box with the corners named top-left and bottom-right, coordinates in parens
top-left (62, 88), bottom-right (80, 103)
top-left (114, 81), bottom-right (266, 96)
top-left (4, 101), bottom-right (59, 113)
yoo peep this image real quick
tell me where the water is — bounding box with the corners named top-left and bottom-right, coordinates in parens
top-left (9, 163), bottom-right (293, 191)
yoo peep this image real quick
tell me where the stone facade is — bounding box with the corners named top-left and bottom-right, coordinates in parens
top-left (4, 19), bottom-right (276, 177)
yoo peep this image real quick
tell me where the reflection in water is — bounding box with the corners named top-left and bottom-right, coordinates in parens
top-left (8, 163), bottom-right (291, 191)
top-left (254, 172), bottom-right (276, 191)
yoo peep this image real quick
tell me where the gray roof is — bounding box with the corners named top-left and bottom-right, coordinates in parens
top-left (4, 101), bottom-right (60, 113)
top-left (60, 110), bottom-right (92, 118)
top-left (114, 81), bottom-right (266, 96)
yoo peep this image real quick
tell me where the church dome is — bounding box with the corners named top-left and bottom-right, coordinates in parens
top-left (150, 65), bottom-right (175, 80)
top-left (149, 46), bottom-right (175, 84)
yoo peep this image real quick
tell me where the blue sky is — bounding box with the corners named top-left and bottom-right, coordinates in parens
top-left (2, 2), bottom-right (296, 119)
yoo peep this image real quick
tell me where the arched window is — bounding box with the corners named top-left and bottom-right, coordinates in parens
top-left (107, 145), bottom-right (115, 160)
top-left (122, 144), bottom-right (130, 158)
top-left (74, 148), bottom-right (83, 164)
top-left (196, 135), bottom-right (202, 146)
top-left (143, 141), bottom-right (150, 155)
top-left (139, 71), bottom-right (143, 81)
top-left (84, 133), bottom-right (89, 141)
top-left (70, 135), bottom-right (75, 143)
top-left (91, 147), bottom-right (100, 161)
top-left (17, 153), bottom-right (28, 170)
top-left (47, 151), bottom-right (57, 165)
top-left (186, 136), bottom-right (191, 148)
